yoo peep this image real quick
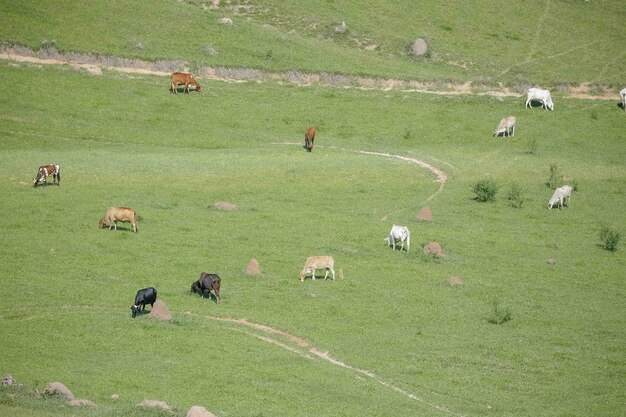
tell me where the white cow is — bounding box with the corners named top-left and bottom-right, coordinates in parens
top-left (548, 185), bottom-right (573, 209)
top-left (493, 116), bottom-right (516, 137)
top-left (526, 88), bottom-right (554, 111)
top-left (385, 225), bottom-right (410, 252)
top-left (620, 88), bottom-right (626, 111)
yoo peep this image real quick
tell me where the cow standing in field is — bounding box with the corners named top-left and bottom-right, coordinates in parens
top-left (548, 185), bottom-right (573, 209)
top-left (620, 88), bottom-right (626, 111)
top-left (304, 127), bottom-right (316, 152)
top-left (98, 207), bottom-right (138, 232)
top-left (385, 225), bottom-right (410, 252)
top-left (33, 164), bottom-right (61, 187)
top-left (525, 88), bottom-right (554, 110)
top-left (170, 72), bottom-right (201, 94)
top-left (493, 116), bottom-right (516, 137)
top-left (191, 272), bottom-right (221, 303)
top-left (131, 287), bottom-right (157, 318)
top-left (300, 256), bottom-right (335, 282)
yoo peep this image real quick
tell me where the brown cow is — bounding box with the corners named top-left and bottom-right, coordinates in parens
top-left (98, 207), bottom-right (137, 232)
top-left (191, 272), bottom-right (221, 303)
top-left (304, 127), bottom-right (316, 152)
top-left (170, 72), bottom-right (201, 94)
top-left (33, 164), bottom-right (60, 187)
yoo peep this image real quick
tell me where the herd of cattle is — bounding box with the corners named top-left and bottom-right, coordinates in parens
top-left (30, 80), bottom-right (626, 315)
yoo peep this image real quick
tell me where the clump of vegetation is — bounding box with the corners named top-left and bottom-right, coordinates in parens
top-left (472, 179), bottom-right (498, 202)
top-left (487, 298), bottom-right (512, 325)
top-left (506, 182), bottom-right (525, 208)
top-left (526, 138), bottom-right (538, 155)
top-left (600, 225), bottom-right (620, 252)
top-left (547, 163), bottom-right (563, 188)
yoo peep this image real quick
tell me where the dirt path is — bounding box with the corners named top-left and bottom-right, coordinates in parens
top-left (0, 46), bottom-right (618, 100)
top-left (188, 312), bottom-right (466, 416)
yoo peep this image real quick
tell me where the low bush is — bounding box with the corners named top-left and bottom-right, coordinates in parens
top-left (487, 299), bottom-right (512, 325)
top-left (472, 179), bottom-right (498, 202)
top-left (600, 225), bottom-right (620, 252)
top-left (506, 182), bottom-right (525, 208)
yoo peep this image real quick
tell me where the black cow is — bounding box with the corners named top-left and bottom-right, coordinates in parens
top-left (131, 287), bottom-right (157, 318)
top-left (191, 272), bottom-right (221, 303)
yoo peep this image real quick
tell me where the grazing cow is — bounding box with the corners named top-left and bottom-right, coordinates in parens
top-left (526, 88), bottom-right (554, 110)
top-left (548, 185), bottom-right (573, 209)
top-left (131, 287), bottom-right (157, 318)
top-left (33, 164), bottom-right (61, 187)
top-left (98, 207), bottom-right (137, 232)
top-left (620, 88), bottom-right (626, 111)
top-left (304, 127), bottom-right (316, 152)
top-left (300, 256), bottom-right (335, 282)
top-left (191, 272), bottom-right (221, 303)
top-left (493, 116), bottom-right (516, 137)
top-left (385, 225), bottom-right (410, 252)
top-left (170, 72), bottom-right (201, 94)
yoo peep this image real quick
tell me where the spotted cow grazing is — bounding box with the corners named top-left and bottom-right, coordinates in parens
top-left (191, 272), bottom-right (221, 303)
top-left (304, 127), bottom-right (316, 152)
top-left (33, 164), bottom-right (60, 187)
top-left (170, 72), bottom-right (201, 94)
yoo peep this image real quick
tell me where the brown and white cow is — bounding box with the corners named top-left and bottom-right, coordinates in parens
top-left (304, 127), bottom-right (316, 152)
top-left (98, 207), bottom-right (137, 232)
top-left (170, 72), bottom-right (201, 94)
top-left (33, 164), bottom-right (61, 187)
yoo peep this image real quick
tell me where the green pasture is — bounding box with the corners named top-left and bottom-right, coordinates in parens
top-left (1, 0), bottom-right (624, 85)
top-left (0, 60), bottom-right (625, 417)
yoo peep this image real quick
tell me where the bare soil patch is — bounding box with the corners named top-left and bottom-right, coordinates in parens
top-left (0, 45), bottom-right (617, 100)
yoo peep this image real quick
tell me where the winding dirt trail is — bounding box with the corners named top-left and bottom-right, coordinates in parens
top-left (187, 312), bottom-right (466, 416)
top-left (0, 45), bottom-right (618, 100)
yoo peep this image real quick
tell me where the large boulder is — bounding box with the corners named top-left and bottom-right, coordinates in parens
top-left (43, 382), bottom-right (74, 400)
top-left (410, 38), bottom-right (429, 57)
top-left (2, 374), bottom-right (15, 386)
top-left (187, 405), bottom-right (218, 417)
top-left (137, 399), bottom-right (171, 411)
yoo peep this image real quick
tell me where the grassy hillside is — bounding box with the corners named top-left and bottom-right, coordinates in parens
top-left (0, 0), bottom-right (625, 85)
top-left (0, 56), bottom-right (625, 417)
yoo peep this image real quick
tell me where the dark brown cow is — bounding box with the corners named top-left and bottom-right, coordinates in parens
top-left (170, 72), bottom-right (201, 94)
top-left (191, 272), bottom-right (221, 303)
top-left (33, 164), bottom-right (61, 187)
top-left (304, 127), bottom-right (316, 152)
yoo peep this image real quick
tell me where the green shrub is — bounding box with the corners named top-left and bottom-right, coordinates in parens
top-left (547, 163), bottom-right (563, 188)
top-left (600, 226), bottom-right (620, 252)
top-left (487, 299), bottom-right (512, 325)
top-left (506, 182), bottom-right (525, 208)
top-left (472, 179), bottom-right (498, 202)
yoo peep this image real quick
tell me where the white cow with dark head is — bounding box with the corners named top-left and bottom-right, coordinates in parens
top-left (526, 88), bottom-right (554, 111)
top-left (385, 225), bottom-right (410, 252)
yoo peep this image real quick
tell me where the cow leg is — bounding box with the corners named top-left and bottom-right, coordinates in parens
top-left (324, 268), bottom-right (329, 280)
top-left (331, 268), bottom-right (335, 281)
top-left (311, 268), bottom-right (316, 280)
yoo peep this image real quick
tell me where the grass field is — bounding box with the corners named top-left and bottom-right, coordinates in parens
top-left (1, 0), bottom-right (625, 85)
top-left (1, 3), bottom-right (625, 416)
